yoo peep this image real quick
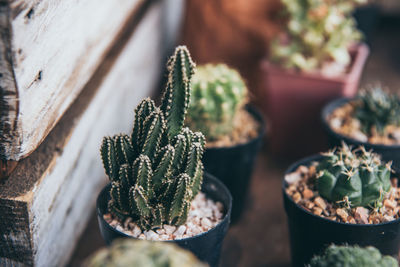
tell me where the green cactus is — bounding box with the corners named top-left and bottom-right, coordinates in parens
top-left (354, 85), bottom-right (400, 135)
top-left (186, 64), bottom-right (248, 140)
top-left (316, 143), bottom-right (392, 208)
top-left (308, 244), bottom-right (398, 267)
top-left (270, 0), bottom-right (365, 72)
top-left (85, 239), bottom-right (208, 267)
top-left (100, 46), bottom-right (206, 230)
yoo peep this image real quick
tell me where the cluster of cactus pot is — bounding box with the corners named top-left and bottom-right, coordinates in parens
top-left (100, 46), bottom-right (205, 230)
top-left (354, 85), bottom-right (400, 135)
top-left (85, 239), bottom-right (208, 267)
top-left (270, 0), bottom-right (365, 72)
top-left (316, 143), bottom-right (392, 208)
top-left (186, 63), bottom-right (248, 140)
top-left (308, 244), bottom-right (398, 267)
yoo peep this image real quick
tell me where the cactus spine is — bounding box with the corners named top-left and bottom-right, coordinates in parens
top-left (85, 239), bottom-right (208, 267)
top-left (308, 244), bottom-right (398, 267)
top-left (317, 143), bottom-right (392, 208)
top-left (186, 64), bottom-right (248, 140)
top-left (100, 46), bottom-right (206, 230)
top-left (355, 85), bottom-right (400, 135)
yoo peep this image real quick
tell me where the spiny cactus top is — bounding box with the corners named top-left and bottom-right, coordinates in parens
top-left (308, 244), bottom-right (398, 267)
top-left (186, 64), bottom-right (248, 140)
top-left (270, 0), bottom-right (365, 72)
top-left (100, 46), bottom-right (206, 230)
top-left (85, 239), bottom-right (208, 267)
top-left (317, 143), bottom-right (392, 208)
top-left (354, 86), bottom-right (400, 135)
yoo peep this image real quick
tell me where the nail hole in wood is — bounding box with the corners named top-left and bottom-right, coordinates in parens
top-left (37, 70), bottom-right (42, 81)
top-left (25, 8), bottom-right (34, 20)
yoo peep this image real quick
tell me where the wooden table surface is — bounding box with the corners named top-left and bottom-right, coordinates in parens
top-left (67, 19), bottom-right (400, 267)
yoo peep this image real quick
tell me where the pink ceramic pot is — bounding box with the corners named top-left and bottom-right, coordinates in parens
top-left (260, 43), bottom-right (369, 159)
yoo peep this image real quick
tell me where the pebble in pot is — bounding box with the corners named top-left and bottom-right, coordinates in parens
top-left (96, 46), bottom-right (232, 267)
top-left (186, 63), bottom-right (264, 223)
top-left (283, 143), bottom-right (400, 267)
top-left (322, 85), bottom-right (400, 168)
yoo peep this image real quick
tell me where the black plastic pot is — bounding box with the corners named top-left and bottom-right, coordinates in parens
top-left (202, 106), bottom-right (265, 223)
top-left (322, 97), bottom-right (400, 169)
top-left (97, 172), bottom-right (232, 267)
top-left (283, 155), bottom-right (400, 267)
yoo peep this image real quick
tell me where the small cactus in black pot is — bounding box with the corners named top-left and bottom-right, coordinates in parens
top-left (317, 143), bottom-right (392, 208)
top-left (355, 86), bottom-right (400, 136)
top-left (100, 46), bottom-right (206, 230)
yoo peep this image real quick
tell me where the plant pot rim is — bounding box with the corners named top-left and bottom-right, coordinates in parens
top-left (205, 105), bottom-right (266, 151)
top-left (261, 43), bottom-right (370, 84)
top-left (97, 172), bottom-right (232, 242)
top-left (283, 154), bottom-right (400, 227)
top-left (321, 97), bottom-right (400, 150)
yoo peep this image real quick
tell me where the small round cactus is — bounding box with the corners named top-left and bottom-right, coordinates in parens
top-left (85, 239), bottom-right (208, 267)
top-left (317, 143), bottom-right (392, 208)
top-left (355, 85), bottom-right (400, 135)
top-left (186, 64), bottom-right (248, 141)
top-left (308, 244), bottom-right (398, 267)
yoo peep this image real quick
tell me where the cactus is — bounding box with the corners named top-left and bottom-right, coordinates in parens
top-left (85, 239), bottom-right (208, 267)
top-left (354, 85), bottom-right (400, 135)
top-left (308, 244), bottom-right (398, 267)
top-left (100, 46), bottom-right (206, 230)
top-left (270, 0), bottom-right (365, 73)
top-left (186, 64), bottom-right (248, 140)
top-left (316, 143), bottom-right (392, 208)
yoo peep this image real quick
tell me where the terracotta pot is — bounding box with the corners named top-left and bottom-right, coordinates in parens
top-left (260, 43), bottom-right (369, 159)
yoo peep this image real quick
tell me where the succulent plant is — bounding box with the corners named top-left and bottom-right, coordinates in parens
top-left (354, 85), bottom-right (400, 135)
top-left (317, 143), bottom-right (392, 208)
top-left (85, 239), bottom-right (208, 267)
top-left (100, 46), bottom-right (206, 230)
top-left (308, 244), bottom-right (398, 267)
top-left (186, 64), bottom-right (248, 141)
top-left (270, 0), bottom-right (365, 73)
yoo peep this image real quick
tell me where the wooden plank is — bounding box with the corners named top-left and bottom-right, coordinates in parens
top-left (0, 0), bottom-right (146, 161)
top-left (0, 2), bottom-right (162, 266)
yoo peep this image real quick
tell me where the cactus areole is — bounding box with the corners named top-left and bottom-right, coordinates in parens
top-left (100, 46), bottom-right (207, 231)
top-left (317, 143), bottom-right (392, 208)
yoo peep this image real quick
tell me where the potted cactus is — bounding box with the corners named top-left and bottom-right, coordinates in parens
top-left (308, 244), bottom-right (398, 267)
top-left (322, 85), bottom-right (400, 168)
top-left (85, 239), bottom-right (208, 267)
top-left (96, 46), bottom-right (232, 267)
top-left (185, 63), bottom-right (265, 223)
top-left (283, 143), bottom-right (400, 267)
top-left (260, 0), bottom-right (369, 158)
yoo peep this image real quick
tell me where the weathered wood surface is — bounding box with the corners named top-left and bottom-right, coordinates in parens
top-left (0, 1), bottom-right (162, 265)
top-left (0, 0), bottom-right (145, 161)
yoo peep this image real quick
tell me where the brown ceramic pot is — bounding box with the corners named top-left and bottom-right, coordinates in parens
top-left (260, 43), bottom-right (369, 159)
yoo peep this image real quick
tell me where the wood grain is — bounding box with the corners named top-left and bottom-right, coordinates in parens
top-left (0, 1), bottom-right (163, 265)
top-left (0, 0), bottom-right (144, 161)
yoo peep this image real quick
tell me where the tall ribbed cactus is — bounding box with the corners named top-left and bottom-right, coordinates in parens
top-left (355, 86), bottom-right (400, 135)
top-left (186, 64), bottom-right (248, 140)
top-left (85, 239), bottom-right (208, 267)
top-left (317, 143), bottom-right (392, 208)
top-left (100, 46), bottom-right (206, 230)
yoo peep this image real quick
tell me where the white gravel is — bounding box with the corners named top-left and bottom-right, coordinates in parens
top-left (103, 192), bottom-right (224, 241)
